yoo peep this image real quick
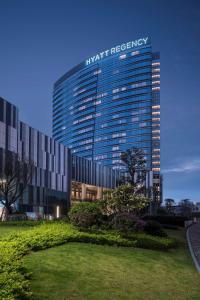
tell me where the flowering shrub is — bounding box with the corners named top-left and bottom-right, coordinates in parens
top-left (69, 202), bottom-right (102, 228)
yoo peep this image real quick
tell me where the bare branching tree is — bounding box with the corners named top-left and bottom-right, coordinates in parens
top-left (164, 198), bottom-right (175, 214)
top-left (0, 150), bottom-right (34, 220)
top-left (120, 147), bottom-right (147, 194)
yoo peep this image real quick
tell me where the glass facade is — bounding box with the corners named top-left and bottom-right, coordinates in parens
top-left (0, 97), bottom-right (120, 218)
top-left (53, 37), bottom-right (161, 203)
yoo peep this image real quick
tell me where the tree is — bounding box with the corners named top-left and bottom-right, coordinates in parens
top-left (164, 198), bottom-right (175, 214)
top-left (0, 151), bottom-right (34, 220)
top-left (120, 147), bottom-right (147, 194)
top-left (179, 199), bottom-right (194, 217)
top-left (101, 184), bottom-right (150, 216)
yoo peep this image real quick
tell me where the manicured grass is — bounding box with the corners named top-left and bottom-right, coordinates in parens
top-left (1, 222), bottom-right (176, 299)
top-left (24, 229), bottom-right (200, 300)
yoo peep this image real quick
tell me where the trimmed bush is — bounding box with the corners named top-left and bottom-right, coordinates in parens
top-left (134, 233), bottom-right (176, 250)
top-left (0, 220), bottom-right (53, 227)
top-left (69, 202), bottom-right (102, 228)
top-left (111, 212), bottom-right (146, 233)
top-left (144, 220), bottom-right (167, 237)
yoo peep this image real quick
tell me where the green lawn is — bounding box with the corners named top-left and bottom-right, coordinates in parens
top-left (24, 229), bottom-right (200, 300)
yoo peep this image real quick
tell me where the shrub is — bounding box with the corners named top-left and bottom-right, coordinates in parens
top-left (111, 212), bottom-right (146, 233)
top-left (144, 220), bottom-right (167, 237)
top-left (0, 219), bottom-right (61, 228)
top-left (69, 202), bottom-right (102, 228)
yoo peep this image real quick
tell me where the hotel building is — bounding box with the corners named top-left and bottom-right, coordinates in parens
top-left (52, 37), bottom-right (162, 204)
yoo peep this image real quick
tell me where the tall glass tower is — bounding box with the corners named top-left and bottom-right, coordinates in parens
top-left (53, 37), bottom-right (161, 203)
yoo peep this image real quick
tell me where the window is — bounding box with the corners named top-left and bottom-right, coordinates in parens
top-left (152, 68), bottom-right (160, 73)
top-left (152, 168), bottom-right (160, 172)
top-left (78, 105), bottom-right (86, 111)
top-left (113, 114), bottom-right (120, 119)
top-left (94, 154), bottom-right (107, 160)
top-left (152, 74), bottom-right (160, 79)
top-left (131, 50), bottom-right (140, 56)
top-left (139, 109), bottom-right (147, 114)
top-left (112, 132), bottom-right (126, 138)
top-left (112, 146), bottom-right (119, 151)
top-left (95, 100), bottom-right (101, 105)
top-left (119, 54), bottom-right (126, 59)
top-left (152, 130), bottom-right (160, 134)
top-left (139, 122), bottom-right (147, 127)
top-left (132, 117), bottom-right (139, 122)
top-left (112, 153), bottom-right (121, 157)
top-left (119, 138), bottom-right (126, 143)
top-left (153, 148), bottom-right (160, 153)
top-left (152, 62), bottom-right (160, 66)
top-left (118, 119), bottom-right (126, 124)
top-left (85, 145), bottom-right (92, 150)
top-left (112, 159), bottom-right (119, 164)
top-left (94, 69), bottom-right (102, 75)
top-left (152, 161), bottom-right (160, 165)
top-left (152, 111), bottom-right (160, 115)
top-left (95, 137), bottom-right (101, 142)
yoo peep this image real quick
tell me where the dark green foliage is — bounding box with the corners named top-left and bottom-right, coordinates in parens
top-left (156, 207), bottom-right (168, 215)
top-left (69, 202), bottom-right (103, 228)
top-left (143, 215), bottom-right (188, 227)
top-left (111, 212), bottom-right (146, 233)
top-left (144, 220), bottom-right (167, 237)
top-left (0, 219), bottom-right (64, 227)
top-left (134, 233), bottom-right (176, 250)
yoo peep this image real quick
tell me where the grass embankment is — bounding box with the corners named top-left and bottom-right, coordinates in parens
top-left (24, 229), bottom-right (200, 300)
top-left (0, 222), bottom-right (197, 300)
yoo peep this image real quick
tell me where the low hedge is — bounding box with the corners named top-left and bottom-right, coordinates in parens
top-left (0, 222), bottom-right (176, 299)
top-left (0, 220), bottom-right (48, 227)
top-left (143, 215), bottom-right (188, 227)
top-left (144, 220), bottom-right (168, 237)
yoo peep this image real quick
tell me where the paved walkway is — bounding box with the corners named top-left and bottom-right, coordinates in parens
top-left (187, 223), bottom-right (200, 272)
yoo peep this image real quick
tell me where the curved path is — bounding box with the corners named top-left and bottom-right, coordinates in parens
top-left (187, 223), bottom-right (200, 272)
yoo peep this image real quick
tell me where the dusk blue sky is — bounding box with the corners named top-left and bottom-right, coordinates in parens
top-left (0, 0), bottom-right (199, 202)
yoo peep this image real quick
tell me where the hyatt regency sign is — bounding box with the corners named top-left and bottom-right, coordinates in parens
top-left (85, 37), bottom-right (150, 66)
